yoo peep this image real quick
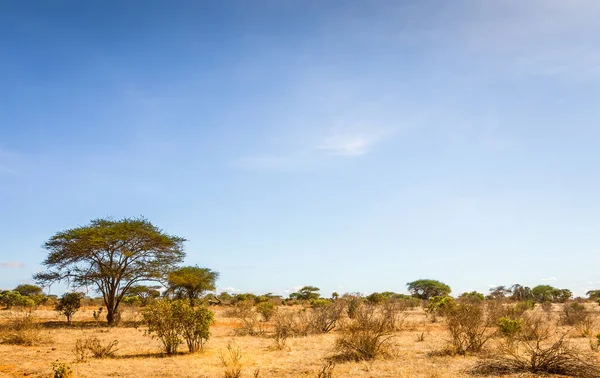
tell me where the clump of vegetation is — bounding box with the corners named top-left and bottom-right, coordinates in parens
top-left (256, 301), bottom-right (277, 321)
top-left (55, 292), bottom-right (84, 325)
top-left (426, 296), bottom-right (455, 322)
top-left (473, 314), bottom-right (600, 377)
top-left (231, 300), bottom-right (267, 336)
top-left (220, 342), bottom-right (243, 378)
top-left (343, 294), bottom-right (363, 319)
top-left (497, 317), bottom-right (522, 339)
top-left (444, 301), bottom-right (493, 355)
top-left (0, 313), bottom-right (45, 346)
top-left (315, 360), bottom-right (336, 378)
top-left (52, 362), bottom-right (74, 378)
top-left (73, 335), bottom-right (119, 361)
top-left (471, 334), bottom-right (600, 377)
top-left (334, 304), bottom-right (397, 361)
top-left (142, 299), bottom-right (214, 354)
top-left (309, 300), bottom-right (345, 334)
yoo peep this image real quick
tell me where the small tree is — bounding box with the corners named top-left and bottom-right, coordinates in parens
top-left (407, 279), bottom-right (451, 300)
top-left (167, 266), bottom-right (219, 306)
top-left (56, 292), bottom-right (84, 325)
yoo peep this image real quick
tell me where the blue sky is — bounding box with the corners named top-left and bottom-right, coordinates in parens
top-left (1, 1), bottom-right (600, 297)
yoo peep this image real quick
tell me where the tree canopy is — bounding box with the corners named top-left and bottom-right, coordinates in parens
top-left (14, 284), bottom-right (43, 297)
top-left (34, 217), bottom-right (186, 324)
top-left (289, 286), bottom-right (320, 301)
top-left (167, 266), bottom-right (219, 305)
top-left (406, 279), bottom-right (451, 300)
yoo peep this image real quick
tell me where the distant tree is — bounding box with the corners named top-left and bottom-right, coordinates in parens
top-left (510, 284), bottom-right (533, 302)
top-left (289, 286), bottom-right (320, 301)
top-left (458, 291), bottom-right (484, 303)
top-left (34, 217), bottom-right (186, 325)
top-left (407, 279), bottom-right (451, 300)
top-left (366, 292), bottom-right (386, 304)
top-left (0, 290), bottom-right (34, 309)
top-left (128, 285), bottom-right (161, 306)
top-left (531, 285), bottom-right (572, 303)
top-left (487, 285), bottom-right (511, 300)
top-left (167, 266), bottom-right (219, 306)
top-left (55, 292), bottom-right (84, 325)
top-left (587, 290), bottom-right (600, 301)
top-left (331, 292), bottom-right (339, 300)
top-left (14, 284), bottom-right (43, 297)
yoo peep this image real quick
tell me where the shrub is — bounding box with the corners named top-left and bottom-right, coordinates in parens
top-left (315, 361), bottom-right (335, 378)
top-left (220, 342), bottom-right (243, 378)
top-left (51, 362), bottom-right (73, 378)
top-left (256, 301), bottom-right (277, 322)
top-left (309, 300), bottom-right (345, 334)
top-left (142, 299), bottom-right (214, 354)
top-left (334, 304), bottom-right (396, 361)
top-left (343, 294), bottom-right (363, 319)
top-left (272, 309), bottom-right (312, 338)
top-left (497, 317), bottom-right (522, 338)
top-left (471, 333), bottom-right (600, 377)
top-left (179, 304), bottom-right (214, 352)
top-left (73, 336), bottom-right (119, 361)
top-left (0, 313), bottom-right (44, 346)
top-left (55, 292), bottom-right (84, 325)
top-left (444, 301), bottom-right (493, 355)
top-left (426, 296), bottom-right (455, 322)
top-left (458, 291), bottom-right (484, 303)
top-left (231, 300), bottom-right (266, 336)
top-left (561, 302), bottom-right (588, 326)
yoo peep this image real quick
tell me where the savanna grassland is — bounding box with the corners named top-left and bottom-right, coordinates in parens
top-left (1, 300), bottom-right (600, 378)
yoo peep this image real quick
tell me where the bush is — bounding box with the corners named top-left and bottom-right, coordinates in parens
top-left (0, 313), bottom-right (44, 346)
top-left (256, 301), bottom-right (277, 322)
top-left (220, 342), bottom-right (243, 378)
top-left (309, 300), bottom-right (345, 334)
top-left (426, 296), bottom-right (455, 322)
top-left (497, 317), bottom-right (522, 338)
top-left (142, 299), bottom-right (214, 354)
top-left (55, 292), bottom-right (84, 325)
top-left (73, 335), bottom-right (119, 361)
top-left (180, 304), bottom-right (214, 352)
top-left (472, 333), bottom-right (600, 377)
top-left (52, 362), bottom-right (73, 378)
top-left (444, 301), bottom-right (493, 355)
top-left (561, 302), bottom-right (588, 326)
top-left (343, 294), bottom-right (363, 319)
top-left (334, 304), bottom-right (396, 361)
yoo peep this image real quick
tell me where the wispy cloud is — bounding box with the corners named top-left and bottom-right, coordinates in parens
top-left (238, 127), bottom-right (393, 170)
top-left (316, 133), bottom-right (381, 157)
top-left (541, 277), bottom-right (557, 281)
top-left (0, 261), bottom-right (24, 269)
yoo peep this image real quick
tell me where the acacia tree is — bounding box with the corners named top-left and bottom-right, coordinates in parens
top-left (167, 266), bottom-right (219, 306)
top-left (406, 279), bottom-right (451, 300)
top-left (34, 217), bottom-right (186, 324)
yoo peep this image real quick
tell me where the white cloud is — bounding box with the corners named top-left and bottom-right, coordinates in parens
top-left (317, 134), bottom-right (378, 157)
top-left (0, 261), bottom-right (24, 269)
top-left (540, 277), bottom-right (557, 281)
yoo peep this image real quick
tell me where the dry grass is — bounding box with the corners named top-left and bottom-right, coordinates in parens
top-left (0, 305), bottom-right (598, 377)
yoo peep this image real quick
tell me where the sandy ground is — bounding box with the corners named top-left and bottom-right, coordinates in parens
top-left (0, 305), bottom-right (595, 378)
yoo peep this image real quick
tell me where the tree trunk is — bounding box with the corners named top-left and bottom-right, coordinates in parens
top-left (106, 308), bottom-right (115, 325)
